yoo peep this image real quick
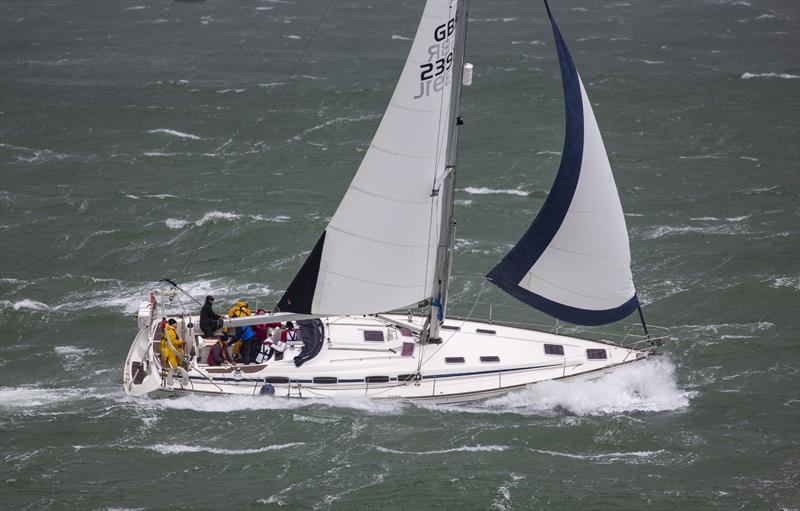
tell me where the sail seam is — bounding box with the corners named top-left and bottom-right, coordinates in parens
top-left (524, 272), bottom-right (630, 305)
top-left (323, 269), bottom-right (427, 289)
top-left (327, 224), bottom-right (429, 248)
top-left (388, 101), bottom-right (440, 113)
top-left (370, 143), bottom-right (433, 160)
top-left (349, 185), bottom-right (430, 205)
top-left (544, 245), bottom-right (631, 259)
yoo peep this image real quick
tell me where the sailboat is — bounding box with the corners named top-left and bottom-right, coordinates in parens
top-left (123, 0), bottom-right (666, 402)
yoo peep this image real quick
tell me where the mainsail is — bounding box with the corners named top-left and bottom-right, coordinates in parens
top-left (278, 0), bottom-right (466, 316)
top-left (487, 1), bottom-right (639, 326)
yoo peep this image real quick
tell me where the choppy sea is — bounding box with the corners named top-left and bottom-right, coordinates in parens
top-left (1, 0), bottom-right (798, 509)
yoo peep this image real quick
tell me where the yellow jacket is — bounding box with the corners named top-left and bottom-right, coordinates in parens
top-left (161, 324), bottom-right (184, 369)
top-left (228, 302), bottom-right (251, 318)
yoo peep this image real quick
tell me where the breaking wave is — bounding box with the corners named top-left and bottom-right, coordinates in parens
top-left (0, 277), bottom-right (273, 314)
top-left (145, 442), bottom-right (304, 455)
top-left (741, 72), bottom-right (800, 80)
top-left (463, 357), bottom-right (693, 416)
top-left (146, 128), bottom-right (202, 140)
top-left (165, 211), bottom-right (290, 229)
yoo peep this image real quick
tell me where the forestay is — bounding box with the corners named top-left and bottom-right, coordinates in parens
top-left (487, 1), bottom-right (639, 326)
top-left (278, 0), bottom-right (463, 316)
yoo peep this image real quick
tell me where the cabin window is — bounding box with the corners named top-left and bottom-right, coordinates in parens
top-left (476, 328), bottom-right (496, 335)
top-left (399, 327), bottom-right (414, 337)
top-left (544, 344), bottom-right (564, 356)
top-left (586, 349), bottom-right (607, 360)
top-left (363, 330), bottom-right (384, 342)
top-left (313, 377), bottom-right (337, 384)
top-left (441, 325), bottom-right (461, 331)
top-left (480, 356), bottom-right (500, 363)
top-left (365, 376), bottom-right (390, 383)
top-left (264, 376), bottom-right (289, 384)
top-left (445, 357), bottom-right (465, 364)
top-left (401, 342), bottom-right (414, 357)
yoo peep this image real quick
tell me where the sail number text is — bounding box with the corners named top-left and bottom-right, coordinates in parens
top-left (414, 15), bottom-right (456, 99)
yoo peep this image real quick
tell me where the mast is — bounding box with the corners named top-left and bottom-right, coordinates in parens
top-left (426, 0), bottom-right (470, 342)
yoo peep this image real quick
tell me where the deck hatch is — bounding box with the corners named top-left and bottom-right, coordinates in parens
top-left (363, 330), bottom-right (385, 342)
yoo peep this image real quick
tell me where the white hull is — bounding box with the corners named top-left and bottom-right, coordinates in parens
top-left (123, 313), bottom-right (658, 404)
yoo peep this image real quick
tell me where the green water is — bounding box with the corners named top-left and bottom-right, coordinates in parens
top-left (1, 1), bottom-right (798, 509)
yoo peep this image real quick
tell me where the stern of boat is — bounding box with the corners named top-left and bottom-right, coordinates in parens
top-left (123, 297), bottom-right (163, 397)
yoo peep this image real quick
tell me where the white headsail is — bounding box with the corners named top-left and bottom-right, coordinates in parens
top-left (278, 0), bottom-right (466, 316)
top-left (487, 1), bottom-right (639, 325)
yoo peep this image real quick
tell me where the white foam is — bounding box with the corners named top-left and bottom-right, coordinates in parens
top-left (461, 187), bottom-right (529, 197)
top-left (165, 218), bottom-right (188, 229)
top-left (146, 129), bottom-right (202, 140)
top-left (639, 224), bottom-right (747, 239)
top-left (292, 413), bottom-right (340, 424)
top-left (32, 277), bottom-right (272, 314)
top-left (165, 211), bottom-right (290, 229)
top-left (769, 276), bottom-right (800, 290)
top-left (0, 299), bottom-right (51, 311)
top-left (374, 444), bottom-right (508, 455)
top-left (469, 357), bottom-right (692, 416)
top-left (741, 72), bottom-right (800, 80)
top-left (391, 34), bottom-right (412, 41)
top-left (54, 346), bottom-right (93, 356)
top-left (0, 387), bottom-right (89, 408)
top-left (528, 448), bottom-right (665, 462)
top-left (284, 35), bottom-right (301, 40)
top-left (255, 6), bottom-right (274, 11)
top-left (146, 442), bottom-right (304, 456)
top-left (689, 215), bottom-right (751, 222)
top-left (125, 5), bottom-right (146, 10)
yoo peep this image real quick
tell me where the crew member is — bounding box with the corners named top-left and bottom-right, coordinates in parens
top-left (207, 337), bottom-right (235, 366)
top-left (161, 318), bottom-right (185, 369)
top-left (199, 295), bottom-right (223, 337)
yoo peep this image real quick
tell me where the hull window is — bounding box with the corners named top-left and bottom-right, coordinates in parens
top-left (264, 376), bottom-right (290, 384)
top-left (480, 356), bottom-right (500, 363)
top-left (445, 357), bottom-right (465, 364)
top-left (544, 344), bottom-right (565, 356)
top-left (441, 325), bottom-right (461, 331)
top-left (313, 377), bottom-right (338, 384)
top-left (476, 328), bottom-right (496, 335)
top-left (586, 349), bottom-right (608, 360)
top-left (365, 376), bottom-right (390, 383)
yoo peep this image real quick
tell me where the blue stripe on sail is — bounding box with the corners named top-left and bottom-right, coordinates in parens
top-left (486, 0), bottom-right (637, 326)
top-left (498, 281), bottom-right (640, 326)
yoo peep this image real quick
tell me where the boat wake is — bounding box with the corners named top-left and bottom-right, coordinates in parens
top-left (464, 357), bottom-right (693, 416)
